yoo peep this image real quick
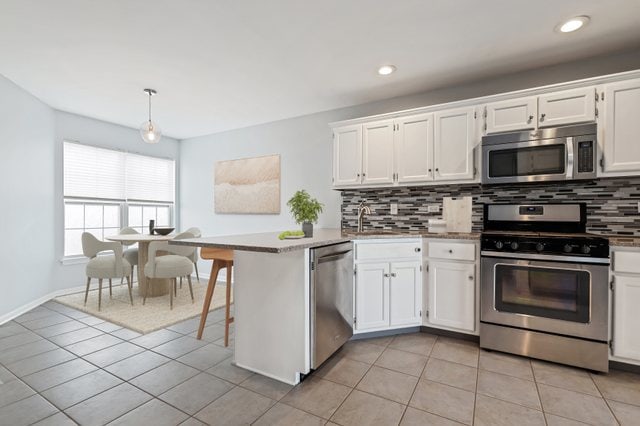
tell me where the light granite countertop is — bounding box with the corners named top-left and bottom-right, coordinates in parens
top-left (608, 237), bottom-right (640, 248)
top-left (170, 228), bottom-right (480, 253)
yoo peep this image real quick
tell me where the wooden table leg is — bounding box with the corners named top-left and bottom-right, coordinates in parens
top-left (197, 261), bottom-right (221, 340)
top-left (137, 241), bottom-right (171, 297)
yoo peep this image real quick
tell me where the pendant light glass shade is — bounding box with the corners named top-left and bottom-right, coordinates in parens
top-left (140, 120), bottom-right (161, 144)
top-left (140, 88), bottom-right (162, 144)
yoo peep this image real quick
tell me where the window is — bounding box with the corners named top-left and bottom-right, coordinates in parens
top-left (63, 142), bottom-right (175, 257)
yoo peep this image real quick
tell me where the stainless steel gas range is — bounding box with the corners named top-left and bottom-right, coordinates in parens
top-left (480, 203), bottom-right (610, 372)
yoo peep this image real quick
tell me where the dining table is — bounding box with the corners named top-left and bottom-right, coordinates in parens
top-left (106, 233), bottom-right (174, 297)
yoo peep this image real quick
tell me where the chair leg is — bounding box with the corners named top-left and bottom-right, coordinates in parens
top-left (187, 275), bottom-right (194, 303)
top-left (143, 277), bottom-right (149, 305)
top-left (98, 279), bottom-right (103, 311)
top-left (84, 277), bottom-right (91, 305)
top-left (180, 276), bottom-right (183, 289)
top-left (109, 279), bottom-right (112, 297)
top-left (120, 277), bottom-right (124, 286)
top-left (170, 278), bottom-right (174, 310)
top-left (127, 275), bottom-right (134, 306)
top-left (224, 263), bottom-right (233, 347)
top-left (174, 278), bottom-right (178, 297)
top-left (197, 261), bottom-right (221, 340)
top-left (195, 262), bottom-right (200, 283)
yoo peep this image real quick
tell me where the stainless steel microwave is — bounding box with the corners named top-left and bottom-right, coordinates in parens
top-left (481, 124), bottom-right (597, 184)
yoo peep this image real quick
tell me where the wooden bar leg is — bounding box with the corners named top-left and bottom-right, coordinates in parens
top-left (98, 279), bottom-right (103, 311)
top-left (84, 277), bottom-right (91, 305)
top-left (197, 261), bottom-right (221, 340)
top-left (109, 279), bottom-right (112, 297)
top-left (224, 263), bottom-right (232, 347)
top-left (127, 275), bottom-right (134, 306)
top-left (187, 275), bottom-right (194, 303)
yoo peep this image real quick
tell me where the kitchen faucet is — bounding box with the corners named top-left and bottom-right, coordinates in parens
top-left (357, 202), bottom-right (371, 233)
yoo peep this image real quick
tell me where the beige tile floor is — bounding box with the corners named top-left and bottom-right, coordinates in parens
top-left (1, 301), bottom-right (640, 425)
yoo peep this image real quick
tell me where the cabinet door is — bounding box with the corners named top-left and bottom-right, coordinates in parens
top-left (485, 97), bottom-right (537, 134)
top-left (389, 261), bottom-right (422, 327)
top-left (355, 262), bottom-right (390, 331)
top-left (601, 79), bottom-right (640, 174)
top-left (538, 87), bottom-right (596, 127)
top-left (333, 124), bottom-right (362, 186)
top-left (433, 107), bottom-right (476, 181)
top-left (427, 260), bottom-right (475, 332)
top-left (613, 274), bottom-right (640, 361)
top-left (395, 113), bottom-right (433, 183)
top-left (362, 120), bottom-right (394, 185)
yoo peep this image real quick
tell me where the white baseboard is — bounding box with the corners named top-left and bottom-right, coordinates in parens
top-left (0, 284), bottom-right (87, 325)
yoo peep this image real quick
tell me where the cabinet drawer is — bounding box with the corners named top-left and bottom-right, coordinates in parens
top-left (428, 241), bottom-right (475, 261)
top-left (355, 241), bottom-right (421, 261)
top-left (614, 251), bottom-right (640, 274)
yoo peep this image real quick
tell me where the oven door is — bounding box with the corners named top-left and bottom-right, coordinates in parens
top-left (482, 138), bottom-right (571, 184)
top-left (481, 253), bottom-right (609, 341)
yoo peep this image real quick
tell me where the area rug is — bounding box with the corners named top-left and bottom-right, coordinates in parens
top-left (55, 280), bottom-right (232, 334)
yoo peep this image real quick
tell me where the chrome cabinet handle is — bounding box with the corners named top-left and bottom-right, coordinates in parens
top-left (384, 273), bottom-right (390, 277)
top-left (540, 113), bottom-right (546, 122)
top-left (527, 115), bottom-right (533, 123)
top-left (415, 247), bottom-right (421, 252)
top-left (448, 249), bottom-right (453, 254)
top-left (391, 272), bottom-right (397, 277)
top-left (468, 275), bottom-right (474, 280)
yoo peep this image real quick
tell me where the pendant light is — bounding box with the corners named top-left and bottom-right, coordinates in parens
top-left (140, 88), bottom-right (161, 144)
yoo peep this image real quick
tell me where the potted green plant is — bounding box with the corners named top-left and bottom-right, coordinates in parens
top-left (287, 190), bottom-right (324, 237)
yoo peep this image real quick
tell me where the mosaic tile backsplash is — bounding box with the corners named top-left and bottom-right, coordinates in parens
top-left (340, 177), bottom-right (640, 237)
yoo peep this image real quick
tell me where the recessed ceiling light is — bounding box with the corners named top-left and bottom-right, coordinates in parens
top-left (558, 16), bottom-right (590, 33)
top-left (378, 65), bottom-right (396, 75)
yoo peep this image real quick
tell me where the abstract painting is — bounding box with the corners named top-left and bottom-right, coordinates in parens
top-left (214, 154), bottom-right (281, 214)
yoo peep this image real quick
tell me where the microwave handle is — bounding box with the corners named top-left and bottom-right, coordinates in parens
top-left (566, 137), bottom-right (574, 179)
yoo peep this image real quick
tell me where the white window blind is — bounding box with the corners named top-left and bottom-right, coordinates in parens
top-left (64, 142), bottom-right (126, 200)
top-left (125, 153), bottom-right (175, 203)
top-left (63, 142), bottom-right (175, 203)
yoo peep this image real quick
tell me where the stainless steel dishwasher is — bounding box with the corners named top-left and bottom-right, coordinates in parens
top-left (310, 242), bottom-right (354, 369)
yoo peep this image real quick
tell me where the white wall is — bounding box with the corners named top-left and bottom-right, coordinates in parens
top-left (0, 74), bottom-right (56, 320)
top-left (179, 48), bottom-right (640, 253)
top-left (0, 74), bottom-right (181, 320)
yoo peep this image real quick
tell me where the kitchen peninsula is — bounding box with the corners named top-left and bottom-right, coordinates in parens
top-left (171, 229), bottom-right (352, 384)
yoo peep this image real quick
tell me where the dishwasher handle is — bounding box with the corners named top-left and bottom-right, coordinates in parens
top-left (317, 250), bottom-right (352, 264)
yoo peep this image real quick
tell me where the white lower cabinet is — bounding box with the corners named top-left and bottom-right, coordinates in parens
top-left (354, 240), bottom-right (422, 333)
top-left (355, 262), bottom-right (389, 331)
top-left (611, 248), bottom-right (640, 363)
top-left (427, 260), bottom-right (475, 332)
top-left (424, 240), bottom-right (478, 334)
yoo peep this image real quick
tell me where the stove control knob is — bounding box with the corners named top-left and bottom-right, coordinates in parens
top-left (581, 245), bottom-right (591, 254)
top-left (536, 243), bottom-right (545, 252)
top-left (563, 244), bottom-right (573, 253)
top-left (495, 241), bottom-right (504, 250)
top-left (510, 242), bottom-right (519, 251)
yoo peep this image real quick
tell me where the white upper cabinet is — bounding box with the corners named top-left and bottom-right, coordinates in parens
top-left (485, 97), bottom-right (537, 134)
top-left (333, 124), bottom-right (362, 186)
top-left (362, 120), bottom-right (395, 185)
top-left (395, 113), bottom-right (433, 183)
top-left (389, 261), bottom-right (422, 327)
top-left (600, 78), bottom-right (640, 175)
top-left (434, 106), bottom-right (476, 181)
top-left (538, 87), bottom-right (596, 127)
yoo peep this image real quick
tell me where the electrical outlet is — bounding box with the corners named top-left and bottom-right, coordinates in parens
top-left (427, 204), bottom-right (440, 213)
top-left (390, 203), bottom-right (398, 215)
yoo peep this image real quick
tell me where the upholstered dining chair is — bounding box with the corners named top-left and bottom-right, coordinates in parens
top-left (183, 227), bottom-right (202, 282)
top-left (81, 232), bottom-right (133, 311)
top-left (143, 231), bottom-right (196, 309)
top-left (119, 227), bottom-right (139, 284)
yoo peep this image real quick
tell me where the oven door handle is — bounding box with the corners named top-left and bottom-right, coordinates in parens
top-left (566, 137), bottom-right (574, 179)
top-left (481, 250), bottom-right (610, 265)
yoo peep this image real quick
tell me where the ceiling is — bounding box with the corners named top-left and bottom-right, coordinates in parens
top-left (1, 0), bottom-right (640, 139)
